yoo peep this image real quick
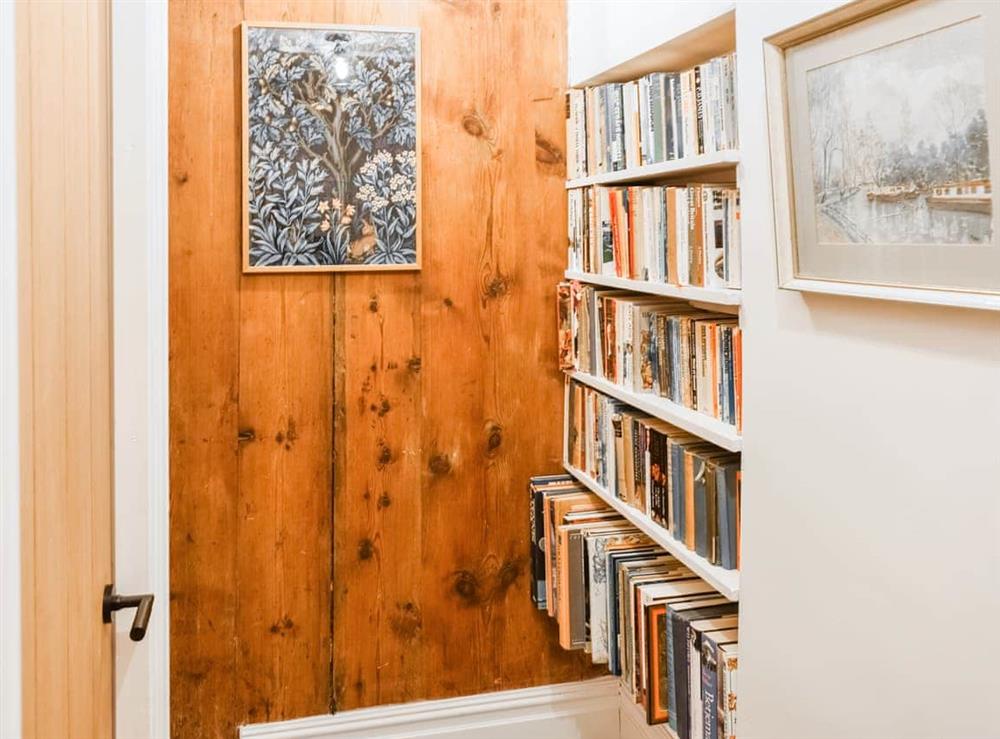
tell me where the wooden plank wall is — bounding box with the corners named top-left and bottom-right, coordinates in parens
top-left (169, 1), bottom-right (596, 736)
top-left (17, 1), bottom-right (114, 736)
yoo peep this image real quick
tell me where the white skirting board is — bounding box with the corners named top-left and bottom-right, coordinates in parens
top-left (239, 677), bottom-right (621, 739)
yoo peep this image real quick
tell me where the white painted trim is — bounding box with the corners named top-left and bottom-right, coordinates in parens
top-left (240, 678), bottom-right (621, 739)
top-left (778, 278), bottom-right (1000, 312)
top-left (110, 1), bottom-right (170, 737)
top-left (0, 3), bottom-right (22, 738)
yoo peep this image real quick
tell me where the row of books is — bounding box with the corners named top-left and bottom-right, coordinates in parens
top-left (565, 53), bottom-right (738, 179)
top-left (564, 379), bottom-right (741, 570)
top-left (567, 184), bottom-right (741, 289)
top-left (558, 284), bottom-right (743, 431)
top-left (530, 474), bottom-right (739, 737)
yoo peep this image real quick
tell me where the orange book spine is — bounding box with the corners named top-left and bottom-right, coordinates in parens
top-left (666, 188), bottom-right (678, 284)
top-left (627, 187), bottom-right (636, 279)
top-left (608, 190), bottom-right (621, 277)
top-left (557, 527), bottom-right (573, 648)
top-left (710, 323), bottom-right (719, 420)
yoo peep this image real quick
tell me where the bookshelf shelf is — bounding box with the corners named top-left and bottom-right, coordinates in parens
top-left (563, 462), bottom-right (740, 601)
top-left (565, 150), bottom-right (739, 189)
top-left (565, 370), bottom-right (742, 452)
top-left (619, 683), bottom-right (681, 739)
top-left (564, 270), bottom-right (741, 306)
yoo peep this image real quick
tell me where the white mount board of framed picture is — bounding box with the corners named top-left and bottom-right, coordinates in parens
top-left (764, 0), bottom-right (1000, 310)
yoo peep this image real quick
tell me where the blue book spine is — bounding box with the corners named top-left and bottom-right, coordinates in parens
top-left (694, 459), bottom-right (709, 557)
top-left (724, 464), bottom-right (739, 569)
top-left (717, 468), bottom-right (731, 571)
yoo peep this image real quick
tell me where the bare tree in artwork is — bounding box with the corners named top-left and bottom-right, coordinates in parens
top-left (806, 18), bottom-right (992, 245)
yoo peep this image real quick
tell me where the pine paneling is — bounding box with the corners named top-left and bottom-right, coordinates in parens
top-left (17, 2), bottom-right (114, 736)
top-left (169, 1), bottom-right (596, 736)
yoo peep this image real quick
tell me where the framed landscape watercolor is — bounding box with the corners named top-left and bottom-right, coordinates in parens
top-left (241, 22), bottom-right (420, 272)
top-left (764, 0), bottom-right (1000, 309)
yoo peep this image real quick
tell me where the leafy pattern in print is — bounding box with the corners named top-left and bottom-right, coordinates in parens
top-left (246, 26), bottom-right (417, 267)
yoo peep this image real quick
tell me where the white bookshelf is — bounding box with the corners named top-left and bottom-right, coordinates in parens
top-left (562, 462), bottom-right (739, 601)
top-left (566, 150), bottom-right (739, 189)
top-left (564, 269), bottom-right (741, 307)
top-left (565, 370), bottom-right (742, 452)
top-left (556, 7), bottom-right (745, 735)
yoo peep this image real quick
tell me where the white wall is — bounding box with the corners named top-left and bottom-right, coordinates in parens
top-left (568, 1), bottom-right (732, 85)
top-left (567, 2), bottom-right (1000, 738)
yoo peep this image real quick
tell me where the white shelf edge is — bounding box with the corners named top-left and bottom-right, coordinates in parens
top-left (566, 370), bottom-right (742, 452)
top-left (562, 462), bottom-right (739, 601)
top-left (566, 151), bottom-right (739, 189)
top-left (564, 270), bottom-right (741, 306)
top-left (571, 4), bottom-right (736, 88)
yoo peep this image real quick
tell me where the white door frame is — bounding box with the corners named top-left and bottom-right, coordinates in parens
top-left (110, 1), bottom-right (170, 737)
top-left (1, 2), bottom-right (22, 737)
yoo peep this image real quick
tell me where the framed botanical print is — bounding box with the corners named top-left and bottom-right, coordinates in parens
top-left (242, 22), bottom-right (420, 272)
top-left (764, 0), bottom-right (1000, 309)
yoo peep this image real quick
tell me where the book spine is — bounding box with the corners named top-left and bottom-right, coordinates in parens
top-left (670, 441), bottom-right (684, 539)
top-left (734, 325), bottom-right (743, 432)
top-left (694, 457), bottom-right (709, 557)
top-left (724, 464), bottom-right (739, 570)
top-left (702, 637), bottom-right (720, 739)
top-left (722, 648), bottom-right (739, 739)
top-left (694, 65), bottom-right (705, 156)
top-left (672, 73), bottom-right (684, 160)
top-left (661, 74), bottom-right (673, 161)
top-left (529, 483), bottom-right (544, 608)
top-left (656, 314), bottom-right (669, 399)
top-left (688, 628), bottom-right (704, 739)
top-left (666, 611), bottom-right (680, 733)
top-left (717, 465), bottom-right (731, 570)
top-left (639, 77), bottom-right (651, 166)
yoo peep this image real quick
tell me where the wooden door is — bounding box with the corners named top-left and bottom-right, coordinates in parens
top-left (17, 1), bottom-right (115, 736)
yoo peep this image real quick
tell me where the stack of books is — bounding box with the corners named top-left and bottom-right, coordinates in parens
top-left (567, 183), bottom-right (741, 289)
top-left (558, 285), bottom-right (743, 431)
top-left (530, 474), bottom-right (740, 737)
top-left (564, 380), bottom-right (741, 570)
top-left (565, 53), bottom-right (739, 179)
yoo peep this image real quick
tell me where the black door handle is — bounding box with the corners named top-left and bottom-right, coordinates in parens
top-left (102, 584), bottom-right (155, 642)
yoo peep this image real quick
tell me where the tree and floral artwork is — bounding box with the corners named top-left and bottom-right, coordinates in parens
top-left (242, 23), bottom-right (420, 272)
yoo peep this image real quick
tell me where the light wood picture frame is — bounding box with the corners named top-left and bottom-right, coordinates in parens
top-left (241, 22), bottom-right (421, 273)
top-left (764, 0), bottom-right (1000, 310)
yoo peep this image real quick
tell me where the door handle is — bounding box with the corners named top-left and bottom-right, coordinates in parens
top-left (102, 584), bottom-right (155, 642)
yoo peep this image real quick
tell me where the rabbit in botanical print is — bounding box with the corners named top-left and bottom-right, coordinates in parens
top-left (348, 217), bottom-right (378, 262)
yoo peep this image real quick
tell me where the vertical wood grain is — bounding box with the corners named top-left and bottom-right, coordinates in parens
top-left (18, 1), bottom-right (114, 736)
top-left (327, 0), bottom-right (427, 712)
top-left (170, 1), bottom-right (597, 735)
top-left (168, 2), bottom-right (243, 735)
top-left (236, 1), bottom-right (335, 726)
